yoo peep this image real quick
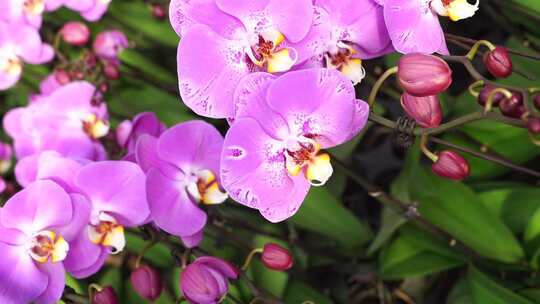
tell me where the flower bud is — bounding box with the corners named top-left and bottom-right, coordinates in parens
top-left (534, 94), bottom-right (540, 111)
top-left (54, 69), bottom-right (71, 85)
top-left (477, 85), bottom-right (504, 107)
top-left (400, 93), bottom-right (442, 128)
top-left (130, 265), bottom-right (163, 301)
top-left (93, 286), bottom-right (119, 304)
top-left (116, 119), bottom-right (133, 148)
top-left (484, 47), bottom-right (513, 78)
top-left (60, 22), bottom-right (90, 46)
top-left (397, 53), bottom-right (453, 97)
top-left (103, 62), bottom-right (120, 80)
top-left (181, 257), bottom-right (238, 303)
top-left (499, 92), bottom-right (525, 118)
top-left (432, 151), bottom-right (470, 181)
top-left (151, 4), bottom-right (167, 19)
top-left (261, 243), bottom-right (293, 271)
top-left (93, 30), bottom-right (129, 60)
top-left (528, 117), bottom-right (540, 135)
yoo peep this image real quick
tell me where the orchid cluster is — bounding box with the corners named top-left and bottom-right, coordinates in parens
top-left (0, 0), bottom-right (113, 90)
top-left (6, 0), bottom-right (540, 303)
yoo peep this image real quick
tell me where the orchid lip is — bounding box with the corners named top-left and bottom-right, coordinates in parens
top-left (83, 113), bottom-right (110, 139)
top-left (27, 230), bottom-right (69, 263)
top-left (284, 136), bottom-right (333, 186)
top-left (88, 212), bottom-right (126, 254)
top-left (23, 0), bottom-right (45, 15)
top-left (186, 169), bottom-right (228, 205)
top-left (244, 29), bottom-right (297, 74)
top-left (431, 0), bottom-right (479, 21)
top-left (325, 42), bottom-right (365, 85)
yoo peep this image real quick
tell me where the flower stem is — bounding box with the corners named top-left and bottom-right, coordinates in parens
top-left (484, 88), bottom-right (512, 113)
top-left (241, 248), bottom-right (263, 271)
top-left (135, 239), bottom-right (157, 268)
top-left (420, 135), bottom-right (438, 162)
top-left (468, 80), bottom-right (484, 98)
top-left (368, 66), bottom-right (398, 107)
top-left (466, 40), bottom-right (496, 60)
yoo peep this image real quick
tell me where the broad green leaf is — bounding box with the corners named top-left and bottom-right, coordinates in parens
top-left (468, 267), bottom-right (535, 304)
top-left (367, 206), bottom-right (406, 256)
top-left (283, 280), bottom-right (333, 304)
top-left (399, 225), bottom-right (466, 261)
top-left (520, 289), bottom-right (540, 304)
top-left (125, 232), bottom-right (175, 267)
top-left (290, 187), bottom-right (372, 251)
top-left (447, 278), bottom-right (474, 304)
top-left (524, 207), bottom-right (540, 269)
top-left (120, 49), bottom-right (177, 85)
top-left (410, 167), bottom-right (524, 263)
top-left (379, 236), bottom-right (463, 279)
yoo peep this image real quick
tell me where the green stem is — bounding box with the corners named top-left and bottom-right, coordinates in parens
top-left (468, 80), bottom-right (484, 98)
top-left (484, 88), bottom-right (513, 113)
top-left (368, 66), bottom-right (398, 107)
top-left (466, 40), bottom-right (496, 60)
top-left (420, 134), bottom-right (438, 162)
top-left (241, 248), bottom-right (263, 271)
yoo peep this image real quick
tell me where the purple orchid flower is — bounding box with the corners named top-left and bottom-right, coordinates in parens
top-left (116, 112), bottom-right (167, 160)
top-left (0, 142), bottom-right (12, 194)
top-left (93, 30), bottom-right (128, 61)
top-left (57, 0), bottom-right (111, 21)
top-left (136, 120), bottom-right (227, 247)
top-left (221, 68), bottom-right (369, 222)
top-left (0, 20), bottom-right (54, 90)
top-left (0, 180), bottom-right (91, 303)
top-left (180, 256), bottom-right (239, 304)
top-left (170, 0), bottom-right (314, 118)
top-left (292, 0), bottom-right (393, 84)
top-left (63, 161), bottom-right (149, 278)
top-left (382, 0), bottom-right (479, 54)
top-left (0, 0), bottom-right (60, 28)
top-left (3, 81), bottom-right (109, 161)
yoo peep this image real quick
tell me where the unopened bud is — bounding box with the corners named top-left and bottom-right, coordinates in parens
top-left (431, 151), bottom-right (470, 181)
top-left (400, 93), bottom-right (442, 128)
top-left (499, 92), bottom-right (525, 118)
top-left (103, 62), bottom-right (120, 80)
top-left (130, 265), bottom-right (163, 301)
top-left (528, 117), bottom-right (540, 135)
top-left (484, 47), bottom-right (513, 78)
top-left (54, 69), bottom-right (71, 85)
top-left (261, 243), bottom-right (293, 271)
top-left (151, 4), bottom-right (167, 19)
top-left (478, 85), bottom-right (504, 107)
top-left (397, 53), bottom-right (453, 97)
top-left (60, 22), bottom-right (90, 46)
top-left (93, 286), bottom-right (119, 304)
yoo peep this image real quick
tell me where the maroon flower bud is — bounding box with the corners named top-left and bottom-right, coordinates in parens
top-left (103, 62), bottom-right (120, 80)
top-left (130, 265), bottom-right (163, 301)
top-left (432, 151), bottom-right (470, 181)
top-left (54, 69), bottom-right (71, 85)
top-left (84, 52), bottom-right (98, 69)
top-left (484, 47), bottom-right (513, 78)
top-left (60, 22), bottom-right (90, 46)
top-left (261, 243), bottom-right (293, 271)
top-left (93, 286), bottom-right (119, 304)
top-left (99, 83), bottom-right (109, 93)
top-left (151, 4), bottom-right (167, 19)
top-left (528, 117), bottom-right (540, 135)
top-left (397, 53), bottom-right (453, 97)
top-left (477, 85), bottom-right (504, 107)
top-left (499, 92), bottom-right (525, 118)
top-left (400, 93), bottom-right (442, 128)
top-left (534, 94), bottom-right (540, 111)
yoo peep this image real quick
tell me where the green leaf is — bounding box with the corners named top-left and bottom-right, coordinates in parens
top-left (367, 206), bottom-right (406, 255)
top-left (524, 207), bottom-right (540, 269)
top-left (410, 167), bottom-right (524, 263)
top-left (379, 235), bottom-right (463, 279)
top-left (468, 267), bottom-right (535, 304)
top-left (290, 187), bottom-right (372, 251)
top-left (448, 278), bottom-right (474, 304)
top-left (283, 280), bottom-right (333, 304)
top-left (125, 232), bottom-right (175, 267)
top-left (520, 289), bottom-right (540, 304)
top-left (119, 48), bottom-right (177, 85)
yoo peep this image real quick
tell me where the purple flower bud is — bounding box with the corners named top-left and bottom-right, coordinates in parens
top-left (478, 85), bottom-right (504, 107)
top-left (151, 4), bottom-right (167, 19)
top-left (432, 151), bottom-right (470, 181)
top-left (60, 22), bottom-right (90, 46)
top-left (534, 94), bottom-right (540, 111)
top-left (397, 53), bottom-right (453, 97)
top-left (528, 117), bottom-right (540, 135)
top-left (93, 30), bottom-right (129, 60)
top-left (116, 120), bottom-right (133, 148)
top-left (261, 243), bottom-right (293, 271)
top-left (103, 61), bottom-right (121, 80)
top-left (93, 286), bottom-right (119, 304)
top-left (400, 93), bottom-right (442, 128)
top-left (131, 265), bottom-right (163, 301)
top-left (484, 47), bottom-right (513, 78)
top-left (499, 92), bottom-right (525, 118)
top-left (181, 257), bottom-right (239, 304)
top-left (54, 69), bottom-right (71, 85)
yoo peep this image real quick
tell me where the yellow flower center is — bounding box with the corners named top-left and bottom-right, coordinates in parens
top-left (23, 0), bottom-right (45, 15)
top-left (88, 213), bottom-right (125, 254)
top-left (284, 137), bottom-right (333, 186)
top-left (82, 113), bottom-right (110, 139)
top-left (432, 0), bottom-right (479, 21)
top-left (186, 170), bottom-right (228, 205)
top-left (245, 29), bottom-right (297, 74)
top-left (325, 42), bottom-right (365, 85)
top-left (28, 230), bottom-right (69, 263)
